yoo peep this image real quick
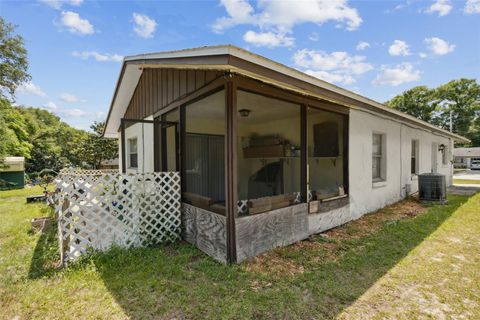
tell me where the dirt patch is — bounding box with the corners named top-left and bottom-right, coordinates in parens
top-left (244, 198), bottom-right (427, 277)
top-left (163, 245), bottom-right (180, 257)
top-left (324, 197), bottom-right (427, 240)
top-left (244, 251), bottom-right (305, 277)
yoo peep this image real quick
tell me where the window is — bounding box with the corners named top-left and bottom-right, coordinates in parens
top-left (372, 133), bottom-right (385, 181)
top-left (308, 107), bottom-right (347, 201)
top-left (411, 140), bottom-right (419, 174)
top-left (128, 138), bottom-right (138, 168)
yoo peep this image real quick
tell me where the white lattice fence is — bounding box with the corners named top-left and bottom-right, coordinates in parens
top-left (55, 171), bottom-right (181, 263)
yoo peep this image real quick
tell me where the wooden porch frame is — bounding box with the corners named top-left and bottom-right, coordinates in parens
top-left (120, 72), bottom-right (350, 263)
top-left (120, 118), bottom-right (176, 173)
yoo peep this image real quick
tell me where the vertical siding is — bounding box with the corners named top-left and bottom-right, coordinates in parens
top-left (124, 68), bottom-right (224, 119)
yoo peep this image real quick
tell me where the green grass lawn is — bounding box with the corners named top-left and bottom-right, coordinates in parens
top-left (453, 178), bottom-right (480, 185)
top-left (1, 188), bottom-right (479, 319)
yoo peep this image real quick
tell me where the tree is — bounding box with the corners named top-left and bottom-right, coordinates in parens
top-left (21, 107), bottom-right (65, 173)
top-left (434, 79), bottom-right (480, 137)
top-left (80, 122), bottom-right (118, 169)
top-left (385, 86), bottom-right (437, 123)
top-left (0, 98), bottom-right (32, 166)
top-left (386, 78), bottom-right (480, 147)
top-left (0, 17), bottom-right (30, 101)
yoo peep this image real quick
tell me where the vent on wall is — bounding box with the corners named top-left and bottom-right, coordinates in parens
top-left (418, 173), bottom-right (447, 203)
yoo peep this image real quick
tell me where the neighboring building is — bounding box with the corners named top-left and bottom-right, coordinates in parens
top-left (453, 147), bottom-right (480, 168)
top-left (103, 45), bottom-right (468, 263)
top-left (0, 157), bottom-right (25, 190)
top-left (98, 158), bottom-right (119, 170)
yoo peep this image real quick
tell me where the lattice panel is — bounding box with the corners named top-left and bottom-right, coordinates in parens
top-left (55, 171), bottom-right (181, 263)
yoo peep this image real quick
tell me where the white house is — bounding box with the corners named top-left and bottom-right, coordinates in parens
top-left (453, 147), bottom-right (480, 168)
top-left (103, 45), bottom-right (468, 263)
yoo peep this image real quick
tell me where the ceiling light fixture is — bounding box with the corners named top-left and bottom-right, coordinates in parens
top-left (238, 108), bottom-right (251, 117)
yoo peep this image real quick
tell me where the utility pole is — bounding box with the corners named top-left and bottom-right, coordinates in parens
top-left (449, 110), bottom-right (453, 132)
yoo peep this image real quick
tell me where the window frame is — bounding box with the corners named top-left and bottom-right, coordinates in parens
top-left (128, 137), bottom-right (138, 169)
top-left (372, 132), bottom-right (386, 183)
top-left (411, 139), bottom-right (419, 175)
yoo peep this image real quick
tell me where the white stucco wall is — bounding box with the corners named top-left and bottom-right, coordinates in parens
top-left (118, 117), bottom-right (154, 174)
top-left (348, 108), bottom-right (453, 218)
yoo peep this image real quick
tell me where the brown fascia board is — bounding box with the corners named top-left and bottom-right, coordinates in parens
top-left (226, 55), bottom-right (469, 143)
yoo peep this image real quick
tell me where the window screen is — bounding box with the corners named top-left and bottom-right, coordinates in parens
top-left (411, 140), bottom-right (419, 174)
top-left (128, 138), bottom-right (138, 168)
top-left (372, 134), bottom-right (384, 181)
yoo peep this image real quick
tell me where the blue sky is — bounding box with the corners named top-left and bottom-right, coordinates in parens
top-left (1, 0), bottom-right (479, 130)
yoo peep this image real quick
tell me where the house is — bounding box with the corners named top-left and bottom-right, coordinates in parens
top-left (0, 157), bottom-right (25, 190)
top-left (453, 147), bottom-right (480, 169)
top-left (98, 157), bottom-right (119, 170)
top-left (103, 45), bottom-right (468, 263)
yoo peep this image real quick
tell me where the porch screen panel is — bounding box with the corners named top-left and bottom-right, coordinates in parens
top-left (184, 89), bottom-right (226, 213)
top-left (185, 134), bottom-right (225, 201)
top-left (237, 90), bottom-right (302, 215)
top-left (164, 109), bottom-right (179, 171)
top-left (308, 107), bottom-right (347, 201)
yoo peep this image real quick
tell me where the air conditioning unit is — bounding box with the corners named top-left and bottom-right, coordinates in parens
top-left (418, 173), bottom-right (447, 203)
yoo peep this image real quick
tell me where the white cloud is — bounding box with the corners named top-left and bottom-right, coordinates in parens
top-left (464, 0), bottom-right (480, 14)
top-left (17, 82), bottom-right (48, 98)
top-left (60, 11), bottom-right (94, 35)
top-left (293, 49), bottom-right (373, 85)
top-left (373, 63), bottom-right (421, 86)
top-left (388, 40), bottom-right (411, 56)
top-left (43, 101), bottom-right (58, 110)
top-left (419, 52), bottom-right (428, 58)
top-left (72, 51), bottom-right (123, 62)
top-left (132, 13), bottom-right (157, 38)
top-left (308, 32), bottom-right (319, 41)
top-left (60, 92), bottom-right (78, 103)
top-left (385, 1), bottom-right (411, 13)
top-left (304, 70), bottom-right (355, 85)
top-left (213, 0), bottom-right (362, 47)
top-left (59, 108), bottom-right (87, 117)
top-left (424, 37), bottom-right (455, 55)
top-left (243, 30), bottom-right (294, 48)
top-left (39, 0), bottom-right (83, 10)
top-left (356, 41), bottom-right (370, 50)
top-left (95, 111), bottom-right (106, 119)
top-left (426, 0), bottom-right (452, 16)
top-left (213, 0), bottom-right (255, 33)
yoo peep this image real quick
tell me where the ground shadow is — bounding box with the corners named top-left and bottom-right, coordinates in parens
top-left (84, 195), bottom-right (470, 319)
top-left (24, 195), bottom-right (470, 318)
top-left (27, 205), bottom-right (61, 279)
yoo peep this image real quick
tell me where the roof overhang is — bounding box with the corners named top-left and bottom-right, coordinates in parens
top-left (103, 45), bottom-right (470, 143)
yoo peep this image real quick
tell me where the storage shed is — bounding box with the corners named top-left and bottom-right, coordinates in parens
top-left (0, 157), bottom-right (25, 190)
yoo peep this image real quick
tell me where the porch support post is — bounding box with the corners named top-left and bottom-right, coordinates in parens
top-left (179, 105), bottom-right (186, 193)
top-left (120, 118), bottom-right (126, 173)
top-left (153, 117), bottom-right (163, 172)
top-left (301, 105), bottom-right (308, 202)
top-left (225, 78), bottom-right (237, 264)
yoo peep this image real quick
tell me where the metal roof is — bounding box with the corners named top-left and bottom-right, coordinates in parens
top-left (103, 45), bottom-right (469, 143)
top-left (454, 147), bottom-right (480, 157)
